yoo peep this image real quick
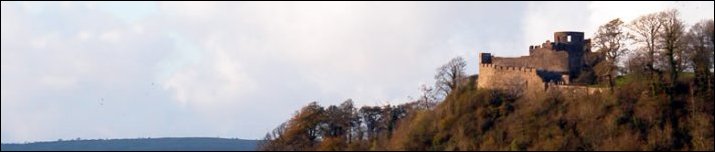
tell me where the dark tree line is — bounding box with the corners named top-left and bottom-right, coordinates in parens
top-left (258, 99), bottom-right (418, 151)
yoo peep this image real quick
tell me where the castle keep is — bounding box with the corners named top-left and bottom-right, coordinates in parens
top-left (477, 31), bottom-right (602, 94)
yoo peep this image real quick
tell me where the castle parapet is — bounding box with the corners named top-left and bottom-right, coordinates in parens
top-left (479, 63), bottom-right (536, 73)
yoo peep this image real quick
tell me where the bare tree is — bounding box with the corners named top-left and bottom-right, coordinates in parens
top-left (434, 56), bottom-right (467, 99)
top-left (685, 19), bottom-right (715, 93)
top-left (593, 18), bottom-right (629, 92)
top-left (416, 84), bottom-right (438, 110)
top-left (337, 99), bottom-right (358, 144)
top-left (630, 11), bottom-right (663, 73)
top-left (659, 9), bottom-right (686, 88)
top-left (630, 10), bottom-right (667, 94)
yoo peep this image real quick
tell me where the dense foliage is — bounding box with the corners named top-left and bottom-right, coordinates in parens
top-left (259, 73), bottom-right (713, 151)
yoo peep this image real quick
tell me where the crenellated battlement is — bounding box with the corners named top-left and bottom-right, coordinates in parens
top-left (479, 63), bottom-right (537, 73)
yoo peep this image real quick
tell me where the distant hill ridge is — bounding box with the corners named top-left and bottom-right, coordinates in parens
top-left (1, 137), bottom-right (260, 151)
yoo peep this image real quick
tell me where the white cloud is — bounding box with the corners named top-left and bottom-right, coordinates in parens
top-left (522, 1), bottom-right (591, 51)
top-left (670, 1), bottom-right (715, 25)
top-left (163, 38), bottom-right (257, 106)
top-left (588, 1), bottom-right (666, 31)
top-left (30, 33), bottom-right (53, 48)
top-left (155, 1), bottom-right (445, 105)
top-left (151, 1), bottom-right (520, 138)
top-left (2, 1), bottom-right (179, 142)
top-left (39, 75), bottom-right (78, 90)
top-left (157, 1), bottom-right (219, 19)
top-left (76, 30), bottom-right (92, 41)
top-left (99, 29), bottom-right (122, 43)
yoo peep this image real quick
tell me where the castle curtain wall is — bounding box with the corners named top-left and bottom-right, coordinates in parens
top-left (477, 63), bottom-right (545, 96)
top-left (491, 49), bottom-right (569, 73)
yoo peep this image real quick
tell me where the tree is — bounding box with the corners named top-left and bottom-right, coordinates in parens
top-left (258, 122), bottom-right (287, 151)
top-left (416, 84), bottom-right (438, 110)
top-left (322, 105), bottom-right (345, 137)
top-left (318, 104), bottom-right (349, 151)
top-left (381, 104), bottom-right (408, 139)
top-left (658, 9), bottom-right (686, 90)
top-left (593, 18), bottom-right (629, 92)
top-left (299, 102), bottom-right (326, 143)
top-left (685, 19), bottom-right (715, 94)
top-left (271, 101), bottom-right (325, 150)
top-left (434, 56), bottom-right (467, 99)
top-left (359, 106), bottom-right (384, 142)
top-left (629, 10), bottom-right (666, 94)
top-left (338, 99), bottom-right (359, 144)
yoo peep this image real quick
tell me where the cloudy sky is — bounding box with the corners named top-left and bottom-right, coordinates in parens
top-left (1, 1), bottom-right (713, 143)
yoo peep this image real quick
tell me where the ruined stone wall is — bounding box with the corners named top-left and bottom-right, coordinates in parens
top-left (477, 63), bottom-right (546, 96)
top-left (549, 85), bottom-right (606, 95)
top-left (491, 48), bottom-right (569, 72)
top-left (477, 62), bottom-right (605, 97)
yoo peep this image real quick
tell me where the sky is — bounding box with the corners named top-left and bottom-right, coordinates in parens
top-left (1, 1), bottom-right (713, 143)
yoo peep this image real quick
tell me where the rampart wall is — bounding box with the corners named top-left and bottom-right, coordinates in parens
top-left (477, 63), bottom-right (546, 95)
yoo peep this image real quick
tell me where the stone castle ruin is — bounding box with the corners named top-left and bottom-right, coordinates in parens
top-left (477, 31), bottom-right (604, 95)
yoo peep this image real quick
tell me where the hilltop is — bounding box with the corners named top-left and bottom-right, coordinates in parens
top-left (258, 71), bottom-right (713, 150)
top-left (258, 10), bottom-right (714, 150)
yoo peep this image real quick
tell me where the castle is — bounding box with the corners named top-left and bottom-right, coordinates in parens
top-left (476, 31), bottom-right (604, 95)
